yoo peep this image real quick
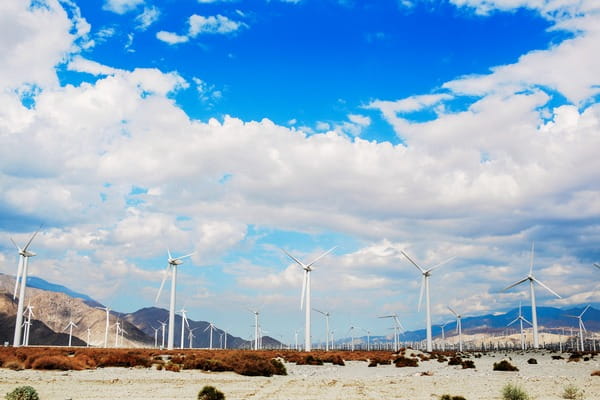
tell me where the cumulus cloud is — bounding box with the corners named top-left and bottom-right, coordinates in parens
top-left (103, 0), bottom-right (144, 14)
top-left (188, 14), bottom-right (246, 36)
top-left (135, 6), bottom-right (160, 30)
top-left (156, 31), bottom-right (189, 44)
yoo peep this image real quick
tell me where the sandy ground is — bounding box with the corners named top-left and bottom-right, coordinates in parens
top-left (0, 351), bottom-right (598, 400)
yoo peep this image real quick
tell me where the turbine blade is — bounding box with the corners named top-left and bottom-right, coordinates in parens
top-left (167, 248), bottom-right (172, 260)
top-left (503, 277), bottom-right (529, 292)
top-left (281, 248), bottom-right (306, 268)
top-left (13, 257), bottom-right (23, 299)
top-left (300, 270), bottom-right (307, 310)
top-left (417, 275), bottom-right (425, 312)
top-left (594, 263), bottom-right (600, 269)
top-left (580, 320), bottom-right (587, 332)
top-left (305, 246), bottom-right (337, 268)
top-left (580, 305), bottom-right (590, 318)
top-left (176, 252), bottom-right (195, 260)
top-left (532, 277), bottom-right (562, 299)
top-left (529, 242), bottom-right (535, 275)
top-left (427, 256), bottom-right (456, 273)
top-left (155, 265), bottom-right (171, 303)
top-left (522, 317), bottom-right (533, 326)
top-left (23, 226), bottom-right (42, 252)
top-left (313, 308), bottom-right (325, 315)
top-left (447, 306), bottom-right (458, 317)
top-left (10, 237), bottom-right (21, 251)
top-left (400, 250), bottom-right (425, 273)
top-left (507, 318), bottom-right (519, 327)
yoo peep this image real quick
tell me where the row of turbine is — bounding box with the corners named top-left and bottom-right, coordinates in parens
top-left (8, 227), bottom-right (599, 350)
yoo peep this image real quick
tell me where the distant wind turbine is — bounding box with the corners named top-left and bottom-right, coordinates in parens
top-left (179, 308), bottom-right (190, 349)
top-left (155, 249), bottom-right (195, 350)
top-left (114, 320), bottom-right (121, 347)
top-left (566, 305), bottom-right (590, 351)
top-left (401, 250), bottom-right (455, 352)
top-left (158, 320), bottom-right (167, 348)
top-left (204, 323), bottom-right (217, 349)
top-left (313, 309), bottom-right (331, 351)
top-left (507, 302), bottom-right (532, 350)
top-left (152, 326), bottom-right (159, 348)
top-left (188, 327), bottom-right (198, 349)
top-left (439, 321), bottom-right (450, 351)
top-left (282, 246), bottom-right (336, 352)
top-left (503, 243), bottom-right (561, 349)
top-left (96, 306), bottom-right (111, 348)
top-left (65, 320), bottom-right (77, 347)
top-left (447, 306), bottom-right (463, 352)
top-left (11, 227), bottom-right (42, 347)
top-left (347, 325), bottom-right (356, 351)
top-left (378, 313), bottom-right (404, 351)
top-left (23, 303), bottom-right (35, 347)
top-left (248, 308), bottom-right (260, 350)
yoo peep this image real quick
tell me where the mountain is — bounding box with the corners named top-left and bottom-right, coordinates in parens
top-left (26, 276), bottom-right (102, 307)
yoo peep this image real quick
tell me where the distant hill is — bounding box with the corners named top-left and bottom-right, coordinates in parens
top-left (26, 276), bottom-right (102, 307)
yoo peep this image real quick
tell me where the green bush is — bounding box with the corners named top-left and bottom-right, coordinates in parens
top-left (5, 386), bottom-right (40, 400)
top-left (501, 383), bottom-right (529, 400)
top-left (198, 385), bottom-right (225, 400)
top-left (562, 384), bottom-right (583, 400)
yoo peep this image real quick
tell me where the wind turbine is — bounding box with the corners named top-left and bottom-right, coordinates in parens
top-left (507, 302), bottom-right (532, 350)
top-left (347, 325), bottom-right (356, 351)
top-left (96, 306), bottom-right (111, 348)
top-left (65, 320), bottom-right (77, 347)
top-left (447, 306), bottom-right (463, 352)
top-left (10, 227), bottom-right (41, 347)
top-left (179, 308), bottom-right (190, 349)
top-left (400, 250), bottom-right (455, 352)
top-left (120, 327), bottom-right (127, 347)
top-left (23, 303), bottom-right (35, 347)
top-left (313, 309), bottom-right (331, 351)
top-left (188, 327), bottom-right (198, 349)
top-left (86, 328), bottom-right (91, 347)
top-left (248, 308), bottom-right (260, 350)
top-left (503, 243), bottom-right (561, 349)
top-left (282, 246), bottom-right (336, 352)
top-left (114, 320), bottom-right (121, 347)
top-left (155, 249), bottom-right (195, 350)
top-left (439, 321), bottom-right (450, 351)
top-left (567, 305), bottom-right (590, 351)
top-left (204, 323), bottom-right (217, 349)
top-left (379, 314), bottom-right (404, 351)
top-left (152, 326), bottom-right (159, 348)
top-left (158, 320), bottom-right (167, 348)
top-left (360, 327), bottom-right (371, 351)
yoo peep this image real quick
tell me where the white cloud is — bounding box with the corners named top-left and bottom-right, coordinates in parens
top-left (156, 31), bottom-right (189, 45)
top-left (68, 56), bottom-right (119, 76)
top-left (103, 0), bottom-right (144, 15)
top-left (189, 14), bottom-right (246, 36)
top-left (135, 6), bottom-right (160, 31)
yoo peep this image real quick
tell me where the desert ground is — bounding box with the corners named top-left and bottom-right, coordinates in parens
top-left (0, 351), bottom-right (598, 400)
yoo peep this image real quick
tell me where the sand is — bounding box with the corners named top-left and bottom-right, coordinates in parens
top-left (0, 351), bottom-right (598, 400)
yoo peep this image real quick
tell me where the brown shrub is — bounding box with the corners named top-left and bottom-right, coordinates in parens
top-left (31, 355), bottom-right (84, 371)
top-left (461, 360), bottom-right (475, 369)
top-left (493, 360), bottom-right (518, 371)
top-left (164, 362), bottom-right (180, 372)
top-left (5, 360), bottom-right (24, 371)
top-left (448, 356), bottom-right (462, 366)
top-left (394, 356), bottom-right (418, 367)
top-left (591, 370), bottom-right (600, 376)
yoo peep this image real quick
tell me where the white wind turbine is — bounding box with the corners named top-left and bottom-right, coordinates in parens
top-left (158, 320), bottom-right (167, 348)
top-left (179, 308), bottom-right (190, 349)
top-left (87, 328), bottom-right (91, 347)
top-left (439, 321), bottom-right (450, 351)
top-left (155, 249), bottom-right (195, 350)
top-left (96, 306), bottom-right (111, 348)
top-left (282, 246), bottom-right (337, 352)
top-left (23, 303), bottom-right (35, 347)
top-left (65, 320), bottom-right (77, 347)
top-left (248, 308), bottom-right (260, 350)
top-left (379, 313), bottom-right (404, 351)
top-left (152, 326), bottom-right (159, 348)
top-left (400, 250), bottom-right (455, 352)
top-left (447, 306), bottom-right (463, 352)
top-left (567, 305), bottom-right (590, 351)
top-left (11, 227), bottom-right (41, 347)
top-left (507, 302), bottom-right (532, 350)
top-left (503, 243), bottom-right (561, 349)
top-left (114, 320), bottom-right (121, 347)
top-left (188, 327), bottom-right (198, 349)
top-left (347, 325), bottom-right (356, 351)
top-left (313, 309), bottom-right (331, 351)
top-left (205, 323), bottom-right (217, 349)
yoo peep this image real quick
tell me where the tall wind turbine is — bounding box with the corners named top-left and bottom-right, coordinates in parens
top-left (155, 249), bottom-right (195, 350)
top-left (400, 250), bottom-right (455, 352)
top-left (248, 308), bottom-right (260, 350)
top-left (23, 303), bottom-right (35, 347)
top-left (379, 313), bottom-right (404, 351)
top-left (313, 309), bottom-right (331, 351)
top-left (503, 243), bottom-right (561, 349)
top-left (11, 227), bottom-right (41, 347)
top-left (447, 306), bottom-right (463, 352)
top-left (507, 302), bottom-right (532, 350)
top-left (96, 306), bottom-right (111, 348)
top-left (65, 320), bottom-right (77, 347)
top-left (179, 308), bottom-right (190, 349)
top-left (158, 320), bottom-right (167, 348)
top-left (204, 322), bottom-right (217, 349)
top-left (567, 305), bottom-right (590, 351)
top-left (282, 246), bottom-right (336, 352)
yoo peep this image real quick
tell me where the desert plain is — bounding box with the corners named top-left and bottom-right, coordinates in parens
top-left (0, 350), bottom-right (598, 400)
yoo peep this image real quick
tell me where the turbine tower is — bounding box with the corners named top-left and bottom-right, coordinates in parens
top-left (400, 250), bottom-right (455, 352)
top-left (155, 249), bottom-right (195, 350)
top-left (503, 243), bottom-right (561, 349)
top-left (507, 302), bottom-right (532, 350)
top-left (313, 309), bottom-right (331, 351)
top-left (379, 313), bottom-right (404, 351)
top-left (567, 305), bottom-right (590, 351)
top-left (282, 246), bottom-right (336, 352)
top-left (439, 321), bottom-right (450, 351)
top-left (11, 227), bottom-right (41, 347)
top-left (447, 306), bottom-right (463, 352)
top-left (65, 320), bottom-right (77, 347)
top-left (248, 308), bottom-right (260, 350)
top-left (179, 308), bottom-right (190, 349)
top-left (96, 306), bottom-right (111, 348)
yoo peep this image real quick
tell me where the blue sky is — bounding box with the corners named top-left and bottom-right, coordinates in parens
top-left (1, 0), bottom-right (599, 344)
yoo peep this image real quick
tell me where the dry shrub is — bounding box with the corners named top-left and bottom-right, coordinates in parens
top-left (552, 355), bottom-right (564, 360)
top-left (440, 395), bottom-right (466, 400)
top-left (368, 360), bottom-right (377, 367)
top-left (321, 354), bottom-right (345, 366)
top-left (93, 350), bottom-right (152, 368)
top-left (461, 360), bottom-right (475, 369)
top-left (232, 354), bottom-right (280, 377)
top-left (591, 370), bottom-right (600, 376)
top-left (164, 362), bottom-right (181, 372)
top-left (198, 385), bottom-right (225, 400)
top-left (448, 356), bottom-right (462, 366)
top-left (527, 358), bottom-right (537, 364)
top-left (5, 361), bottom-right (24, 371)
top-left (394, 356), bottom-right (418, 367)
top-left (31, 355), bottom-right (84, 371)
top-left (493, 360), bottom-right (519, 371)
